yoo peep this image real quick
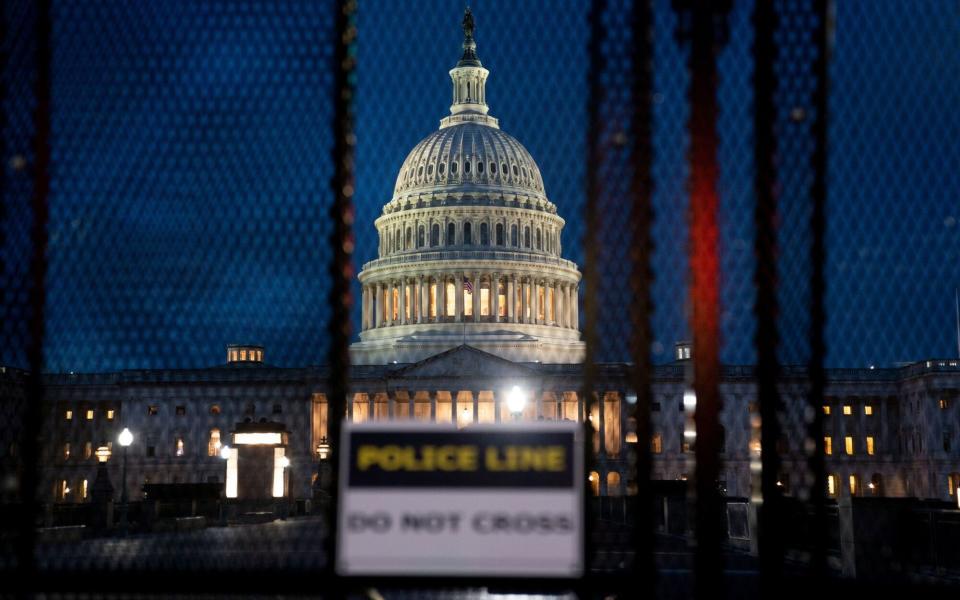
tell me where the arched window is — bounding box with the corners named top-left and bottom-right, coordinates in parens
top-left (607, 472), bottom-right (622, 497)
top-left (490, 162), bottom-right (497, 174)
top-left (439, 163), bottom-right (445, 175)
top-left (521, 167), bottom-right (527, 179)
top-left (417, 225), bottom-right (425, 248)
top-left (427, 164), bottom-right (433, 175)
top-left (208, 429), bottom-right (221, 457)
top-left (588, 471), bottom-right (600, 497)
top-left (949, 473), bottom-right (960, 498)
top-left (512, 164), bottom-right (519, 176)
top-left (451, 162), bottom-right (458, 174)
top-left (510, 224), bottom-right (518, 246)
top-left (536, 228), bottom-right (542, 250)
top-left (418, 166), bottom-right (423, 177)
top-left (495, 223), bottom-right (504, 245)
top-left (464, 222), bottom-right (472, 245)
top-left (405, 228), bottom-right (412, 250)
top-left (447, 222), bottom-right (456, 245)
top-left (501, 162), bottom-right (507, 175)
top-left (480, 223), bottom-right (489, 245)
top-left (546, 230), bottom-right (552, 253)
top-left (477, 161), bottom-right (484, 174)
top-left (524, 226), bottom-right (531, 248)
top-left (464, 161), bottom-right (471, 174)
top-left (431, 224), bottom-right (440, 246)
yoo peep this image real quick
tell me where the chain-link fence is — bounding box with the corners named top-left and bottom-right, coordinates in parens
top-left (2, 0), bottom-right (959, 597)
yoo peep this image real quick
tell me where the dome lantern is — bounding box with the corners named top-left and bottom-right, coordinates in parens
top-left (442, 8), bottom-right (498, 130)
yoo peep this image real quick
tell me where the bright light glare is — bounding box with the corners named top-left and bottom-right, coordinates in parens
top-left (279, 456), bottom-right (291, 468)
top-left (234, 432), bottom-right (282, 445)
top-left (220, 445), bottom-right (232, 460)
top-left (118, 427), bottom-right (133, 447)
top-left (683, 389), bottom-right (697, 411)
top-left (506, 386), bottom-right (526, 414)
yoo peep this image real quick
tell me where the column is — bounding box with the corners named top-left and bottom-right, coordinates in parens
top-left (493, 390), bottom-right (501, 423)
top-left (417, 275), bottom-right (425, 324)
top-left (409, 391), bottom-right (416, 421)
top-left (598, 392), bottom-right (607, 457)
top-left (386, 281), bottom-right (394, 326)
top-left (368, 394), bottom-right (376, 422)
top-left (537, 391), bottom-right (544, 419)
top-left (375, 283), bottom-right (383, 328)
top-left (455, 272), bottom-right (464, 322)
top-left (533, 280), bottom-right (541, 325)
top-left (491, 273), bottom-right (500, 323)
top-left (577, 392), bottom-right (584, 424)
top-left (552, 280), bottom-right (561, 326)
top-left (451, 391), bottom-right (458, 426)
top-left (473, 391), bottom-right (479, 423)
top-left (437, 273), bottom-right (446, 322)
top-left (558, 283), bottom-right (567, 328)
top-left (472, 270), bottom-right (481, 322)
top-left (508, 274), bottom-right (516, 323)
top-left (521, 277), bottom-right (529, 324)
top-left (429, 391), bottom-right (437, 422)
top-left (570, 285), bottom-right (580, 329)
top-left (398, 278), bottom-right (407, 325)
top-left (388, 391), bottom-right (396, 420)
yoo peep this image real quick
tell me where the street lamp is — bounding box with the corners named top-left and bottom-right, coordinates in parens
top-left (506, 385), bottom-right (526, 420)
top-left (117, 428), bottom-right (133, 535)
top-left (316, 437), bottom-right (330, 461)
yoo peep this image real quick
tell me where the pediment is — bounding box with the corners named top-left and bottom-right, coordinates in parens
top-left (393, 345), bottom-right (538, 379)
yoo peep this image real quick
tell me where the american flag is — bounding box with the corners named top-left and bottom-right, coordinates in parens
top-left (463, 278), bottom-right (473, 293)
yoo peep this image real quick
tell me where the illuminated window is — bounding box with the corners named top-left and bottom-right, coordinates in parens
top-left (822, 405), bottom-right (831, 415)
top-left (827, 474), bottom-right (837, 497)
top-left (59, 480), bottom-right (70, 501)
top-left (83, 442), bottom-right (92, 460)
top-left (148, 406), bottom-right (158, 416)
top-left (65, 410), bottom-right (73, 421)
top-left (175, 405), bottom-right (186, 416)
top-left (429, 282), bottom-right (437, 317)
top-left (445, 281), bottom-right (456, 316)
top-left (844, 436), bottom-right (854, 455)
top-left (480, 287), bottom-right (490, 316)
top-left (464, 284), bottom-right (473, 316)
top-left (81, 479), bottom-right (88, 500)
top-left (85, 410), bottom-right (94, 421)
top-left (175, 438), bottom-right (185, 457)
top-left (392, 288), bottom-right (399, 320)
top-left (849, 474), bottom-right (860, 496)
top-left (240, 349), bottom-right (247, 361)
top-left (866, 436), bottom-right (875, 455)
top-left (588, 471), bottom-right (600, 496)
top-left (864, 405), bottom-right (873, 416)
top-left (208, 429), bottom-right (221, 457)
top-left (497, 282), bottom-right (507, 317)
top-left (948, 473), bottom-right (960, 497)
top-left (842, 405), bottom-right (852, 416)
top-left (63, 443), bottom-right (70, 460)
top-left (824, 437), bottom-right (833, 455)
top-left (940, 398), bottom-right (950, 410)
top-left (230, 350), bottom-right (238, 361)
top-left (210, 404), bottom-right (221, 415)
top-left (106, 409), bottom-right (115, 420)
top-left (537, 286), bottom-right (545, 321)
top-left (651, 433), bottom-right (662, 454)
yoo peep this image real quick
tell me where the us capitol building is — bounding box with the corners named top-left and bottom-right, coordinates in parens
top-left (6, 11), bottom-right (959, 511)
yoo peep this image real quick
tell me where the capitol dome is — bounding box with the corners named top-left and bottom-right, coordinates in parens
top-left (351, 8), bottom-right (584, 365)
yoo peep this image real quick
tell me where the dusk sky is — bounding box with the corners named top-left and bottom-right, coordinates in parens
top-left (4, 0), bottom-right (958, 372)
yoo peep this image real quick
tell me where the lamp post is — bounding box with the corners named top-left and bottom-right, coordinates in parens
top-left (117, 427), bottom-right (133, 535)
top-left (91, 444), bottom-right (113, 532)
top-left (506, 385), bottom-right (526, 421)
top-left (219, 445), bottom-right (231, 525)
top-left (313, 437), bottom-right (332, 512)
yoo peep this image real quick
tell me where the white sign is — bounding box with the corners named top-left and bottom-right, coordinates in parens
top-left (336, 421), bottom-right (583, 577)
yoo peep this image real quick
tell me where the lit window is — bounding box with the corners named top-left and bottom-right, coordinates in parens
top-left (824, 437), bottom-right (832, 455)
top-left (81, 479), bottom-right (89, 500)
top-left (175, 438), bottom-right (185, 457)
top-left (823, 405), bottom-right (831, 415)
top-left (210, 405), bottom-right (221, 415)
top-left (240, 349), bottom-right (247, 361)
top-left (842, 405), bottom-right (852, 416)
top-left (60, 480), bottom-right (70, 500)
top-left (948, 473), bottom-right (960, 497)
top-left (208, 429), bottom-right (221, 457)
top-left (849, 474), bottom-right (859, 496)
top-left (827, 474), bottom-right (837, 497)
top-left (106, 409), bottom-right (115, 420)
top-left (651, 433), bottom-right (662, 454)
top-left (65, 410), bottom-right (73, 421)
top-left (940, 398), bottom-right (950, 410)
top-left (866, 436), bottom-right (875, 455)
top-left (63, 443), bottom-right (71, 460)
top-left (864, 405), bottom-right (873, 416)
top-left (148, 406), bottom-right (158, 416)
top-left (845, 436), bottom-right (854, 455)
top-left (84, 442), bottom-right (92, 460)
top-left (85, 410), bottom-right (94, 421)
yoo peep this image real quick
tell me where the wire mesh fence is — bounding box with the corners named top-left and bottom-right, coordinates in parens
top-left (1, 0), bottom-right (959, 597)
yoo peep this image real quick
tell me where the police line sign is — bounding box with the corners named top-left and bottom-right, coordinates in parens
top-left (336, 421), bottom-right (583, 577)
